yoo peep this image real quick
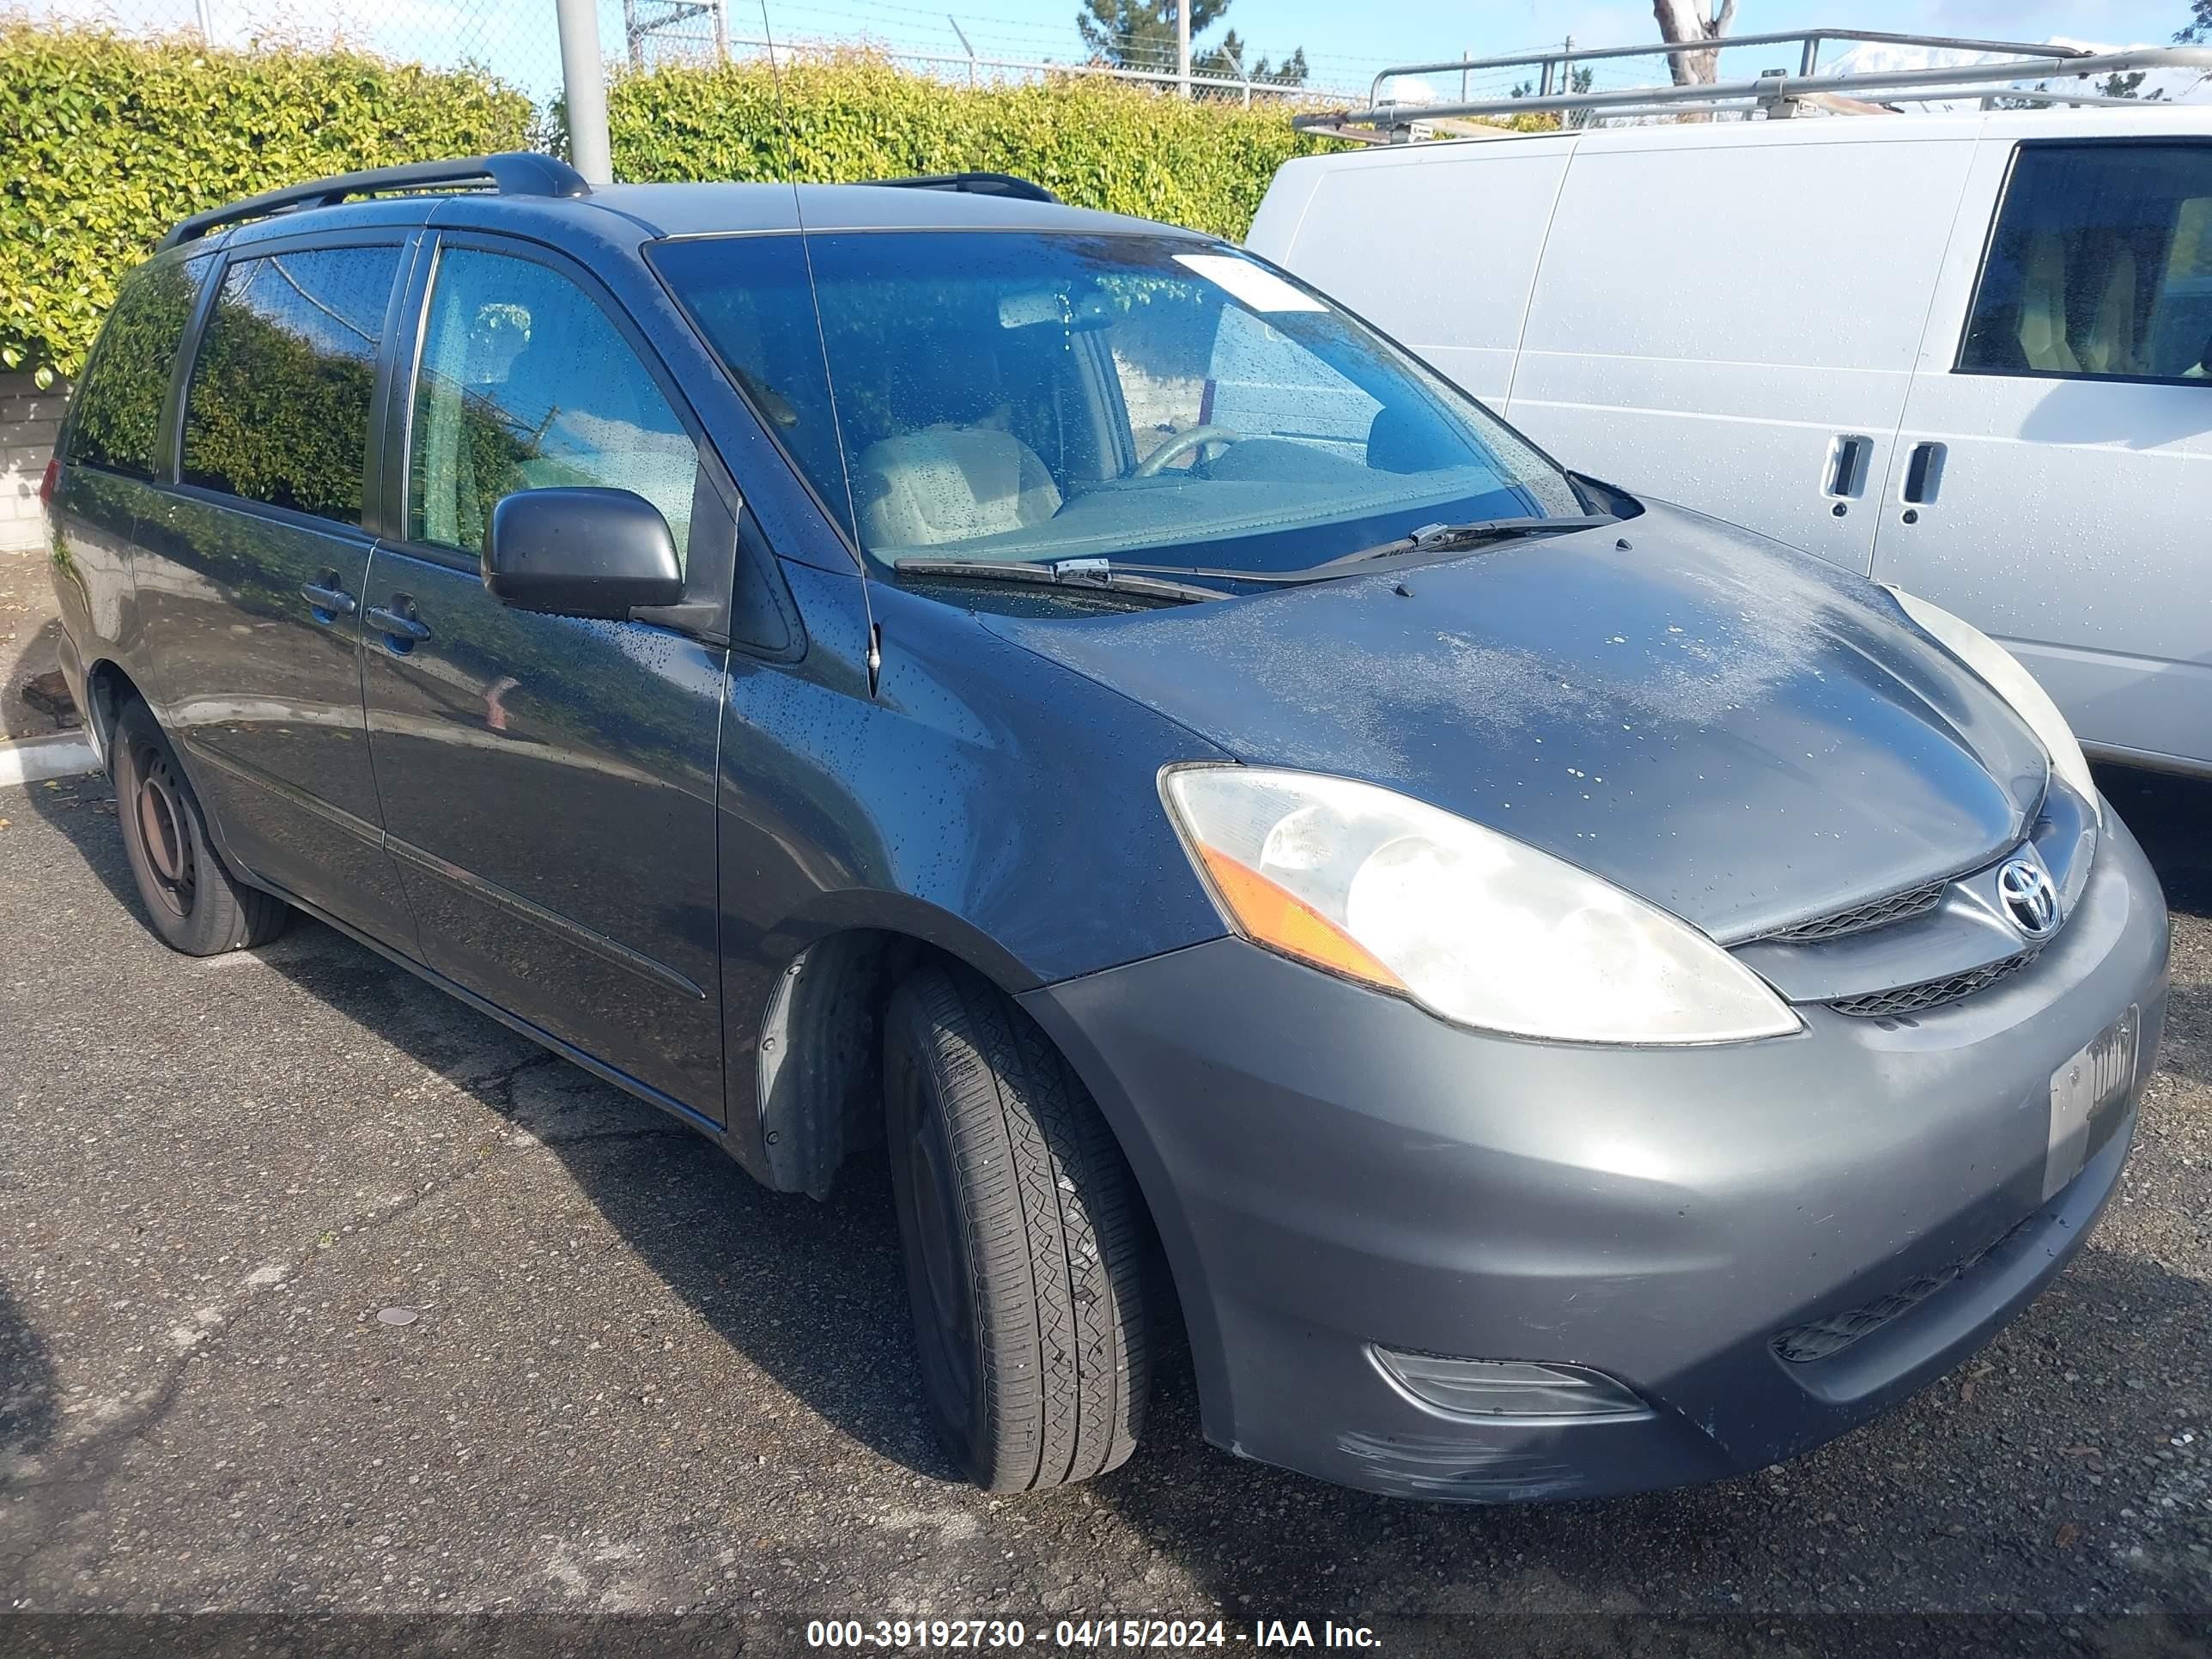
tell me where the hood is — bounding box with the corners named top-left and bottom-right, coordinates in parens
top-left (981, 504), bottom-right (2048, 942)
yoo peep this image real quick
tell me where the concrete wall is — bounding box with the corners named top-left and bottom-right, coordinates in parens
top-left (1, 374), bottom-right (67, 554)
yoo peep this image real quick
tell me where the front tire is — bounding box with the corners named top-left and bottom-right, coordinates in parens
top-left (884, 962), bottom-right (1148, 1492)
top-left (112, 699), bottom-right (288, 956)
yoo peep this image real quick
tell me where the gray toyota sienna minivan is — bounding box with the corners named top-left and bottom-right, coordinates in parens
top-left (42, 154), bottom-right (2168, 1503)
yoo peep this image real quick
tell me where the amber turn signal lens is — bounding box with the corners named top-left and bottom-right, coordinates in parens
top-left (1194, 845), bottom-right (1406, 992)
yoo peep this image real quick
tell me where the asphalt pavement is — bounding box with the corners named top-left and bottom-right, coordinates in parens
top-left (0, 762), bottom-right (2208, 1657)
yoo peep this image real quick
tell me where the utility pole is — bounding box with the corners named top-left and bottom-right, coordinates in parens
top-left (1176, 2), bottom-right (1191, 99)
top-left (556, 0), bottom-right (614, 185)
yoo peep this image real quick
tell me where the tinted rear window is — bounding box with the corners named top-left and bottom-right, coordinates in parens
top-left (180, 246), bottom-right (402, 526)
top-left (68, 257), bottom-right (207, 480)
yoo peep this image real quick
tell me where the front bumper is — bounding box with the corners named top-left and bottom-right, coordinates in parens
top-left (1019, 813), bottom-right (2170, 1502)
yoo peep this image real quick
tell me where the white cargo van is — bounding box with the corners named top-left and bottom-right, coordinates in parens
top-left (1249, 107), bottom-right (2212, 777)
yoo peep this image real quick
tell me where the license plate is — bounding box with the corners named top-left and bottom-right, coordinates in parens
top-left (2046, 1006), bottom-right (2139, 1200)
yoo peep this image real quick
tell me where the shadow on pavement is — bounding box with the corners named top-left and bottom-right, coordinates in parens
top-left (2097, 763), bottom-right (2211, 919)
top-left (248, 915), bottom-right (960, 1487)
top-left (0, 1278), bottom-right (59, 1469)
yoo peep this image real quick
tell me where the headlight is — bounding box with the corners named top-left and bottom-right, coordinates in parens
top-left (1887, 587), bottom-right (2098, 809)
top-left (1159, 767), bottom-right (1800, 1045)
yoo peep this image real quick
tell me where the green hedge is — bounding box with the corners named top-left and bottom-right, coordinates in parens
top-left (609, 53), bottom-right (1344, 245)
top-left (1, 21), bottom-right (533, 380)
top-left (3, 27), bottom-right (1341, 381)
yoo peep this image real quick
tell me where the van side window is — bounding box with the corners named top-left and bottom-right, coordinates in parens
top-left (406, 248), bottom-right (699, 568)
top-left (68, 257), bottom-right (208, 481)
top-left (179, 246), bottom-right (401, 526)
top-left (1960, 143), bottom-right (2212, 384)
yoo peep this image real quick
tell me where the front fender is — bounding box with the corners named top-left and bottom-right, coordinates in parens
top-left (714, 566), bottom-right (1231, 1185)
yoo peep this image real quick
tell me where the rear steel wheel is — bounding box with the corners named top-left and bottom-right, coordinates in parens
top-left (112, 699), bottom-right (288, 956)
top-left (131, 744), bottom-right (198, 920)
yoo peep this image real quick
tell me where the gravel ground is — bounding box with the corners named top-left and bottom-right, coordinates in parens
top-left (0, 762), bottom-right (2206, 1657)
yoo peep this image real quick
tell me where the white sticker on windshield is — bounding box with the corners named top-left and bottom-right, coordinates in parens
top-left (1172, 254), bottom-right (1327, 313)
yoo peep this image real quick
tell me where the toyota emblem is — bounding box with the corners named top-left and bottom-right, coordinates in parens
top-left (1996, 856), bottom-right (2059, 939)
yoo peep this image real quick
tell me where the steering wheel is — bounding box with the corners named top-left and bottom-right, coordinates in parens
top-left (1133, 423), bottom-right (1245, 477)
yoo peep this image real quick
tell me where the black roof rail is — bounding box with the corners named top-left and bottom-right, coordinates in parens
top-left (866, 172), bottom-right (1060, 204)
top-left (156, 152), bottom-right (591, 252)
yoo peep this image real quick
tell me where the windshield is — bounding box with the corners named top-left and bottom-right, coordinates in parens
top-left (651, 230), bottom-right (1587, 584)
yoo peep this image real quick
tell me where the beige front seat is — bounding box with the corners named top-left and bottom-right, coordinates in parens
top-left (2077, 249), bottom-right (2137, 376)
top-left (2018, 231), bottom-right (2081, 374)
top-left (854, 426), bottom-right (1062, 550)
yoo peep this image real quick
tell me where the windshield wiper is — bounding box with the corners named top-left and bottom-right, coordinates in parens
top-left (893, 556), bottom-right (1229, 605)
top-left (893, 517), bottom-right (1617, 603)
top-left (1305, 514), bottom-right (1617, 574)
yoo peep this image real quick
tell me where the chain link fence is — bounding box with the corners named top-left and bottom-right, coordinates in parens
top-left (9, 0), bottom-right (1413, 105)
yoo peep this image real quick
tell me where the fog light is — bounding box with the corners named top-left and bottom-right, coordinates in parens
top-left (1370, 1346), bottom-right (1650, 1420)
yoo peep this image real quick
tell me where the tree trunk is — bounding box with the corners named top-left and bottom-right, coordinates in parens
top-left (1651, 0), bottom-right (1735, 87)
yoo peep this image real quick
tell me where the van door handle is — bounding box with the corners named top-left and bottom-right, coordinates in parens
top-left (1901, 441), bottom-right (1947, 505)
top-left (366, 599), bottom-right (432, 648)
top-left (1824, 434), bottom-right (1873, 499)
top-left (301, 579), bottom-right (356, 619)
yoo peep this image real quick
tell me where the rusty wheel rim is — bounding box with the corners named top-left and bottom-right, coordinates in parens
top-left (134, 746), bottom-right (196, 920)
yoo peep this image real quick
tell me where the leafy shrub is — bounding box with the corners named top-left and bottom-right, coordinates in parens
top-left (607, 52), bottom-right (1346, 243)
top-left (1, 21), bottom-right (532, 379)
top-left (4, 26), bottom-right (1344, 380)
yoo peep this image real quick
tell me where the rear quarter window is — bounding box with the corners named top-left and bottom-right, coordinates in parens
top-left (66, 256), bottom-right (209, 480)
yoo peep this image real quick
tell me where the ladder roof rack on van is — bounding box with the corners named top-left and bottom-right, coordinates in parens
top-left (1296, 29), bottom-right (2212, 141)
top-left (156, 153), bottom-right (593, 251)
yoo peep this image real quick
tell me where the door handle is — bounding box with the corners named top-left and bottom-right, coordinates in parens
top-left (366, 597), bottom-right (432, 649)
top-left (301, 577), bottom-right (356, 619)
top-left (1901, 441), bottom-right (1947, 506)
top-left (1824, 434), bottom-right (1873, 499)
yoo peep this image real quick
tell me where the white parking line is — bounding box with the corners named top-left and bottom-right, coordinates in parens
top-left (0, 733), bottom-right (100, 788)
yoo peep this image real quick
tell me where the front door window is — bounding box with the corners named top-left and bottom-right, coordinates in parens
top-left (1960, 143), bottom-right (2212, 384)
top-left (407, 247), bottom-right (702, 564)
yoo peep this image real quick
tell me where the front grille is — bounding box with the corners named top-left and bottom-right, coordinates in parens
top-left (1762, 876), bottom-right (1951, 945)
top-left (1771, 1214), bottom-right (2040, 1364)
top-left (1826, 952), bottom-right (2033, 1018)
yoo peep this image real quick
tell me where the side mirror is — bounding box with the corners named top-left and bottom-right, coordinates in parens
top-left (484, 487), bottom-right (685, 619)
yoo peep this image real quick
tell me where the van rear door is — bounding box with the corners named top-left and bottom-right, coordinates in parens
top-left (1871, 126), bottom-right (2212, 774)
top-left (1507, 123), bottom-right (1978, 574)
